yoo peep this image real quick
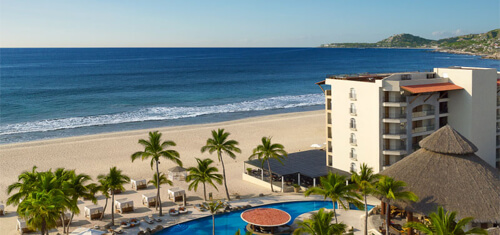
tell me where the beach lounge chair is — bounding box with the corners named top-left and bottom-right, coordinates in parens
top-left (168, 208), bottom-right (179, 216)
top-left (129, 218), bottom-right (140, 227)
top-left (115, 198), bottom-right (134, 213)
top-left (84, 205), bottom-right (103, 220)
top-left (131, 179), bottom-right (147, 190)
top-left (178, 206), bottom-right (188, 214)
top-left (149, 214), bottom-right (162, 222)
top-left (142, 216), bottom-right (154, 224)
top-left (114, 228), bottom-right (124, 234)
top-left (120, 220), bottom-right (131, 228)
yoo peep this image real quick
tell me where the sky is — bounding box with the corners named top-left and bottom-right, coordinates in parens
top-left (0, 0), bottom-right (499, 47)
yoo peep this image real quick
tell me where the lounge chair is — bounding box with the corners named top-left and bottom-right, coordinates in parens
top-left (114, 228), bottom-right (124, 234)
top-left (130, 218), bottom-right (140, 227)
top-left (178, 206), bottom-right (188, 214)
top-left (168, 208), bottom-right (179, 216)
top-left (142, 216), bottom-right (154, 224)
top-left (194, 203), bottom-right (208, 212)
top-left (149, 214), bottom-right (162, 222)
top-left (120, 221), bottom-right (131, 228)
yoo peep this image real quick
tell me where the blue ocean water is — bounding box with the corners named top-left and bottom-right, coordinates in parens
top-left (1, 48), bottom-right (499, 144)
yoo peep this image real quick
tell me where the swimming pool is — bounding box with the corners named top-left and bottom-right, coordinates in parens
top-left (159, 200), bottom-right (375, 235)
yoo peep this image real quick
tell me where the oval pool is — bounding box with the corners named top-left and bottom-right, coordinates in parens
top-left (158, 200), bottom-right (374, 235)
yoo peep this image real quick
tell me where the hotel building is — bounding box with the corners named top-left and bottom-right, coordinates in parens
top-left (319, 66), bottom-right (500, 173)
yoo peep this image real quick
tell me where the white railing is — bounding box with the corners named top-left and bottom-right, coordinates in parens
top-left (412, 125), bottom-right (435, 133)
top-left (350, 93), bottom-right (357, 100)
top-left (350, 138), bottom-right (357, 145)
top-left (412, 110), bottom-right (435, 118)
top-left (350, 152), bottom-right (357, 160)
top-left (350, 108), bottom-right (357, 115)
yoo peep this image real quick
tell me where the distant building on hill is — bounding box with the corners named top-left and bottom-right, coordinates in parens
top-left (317, 66), bottom-right (500, 173)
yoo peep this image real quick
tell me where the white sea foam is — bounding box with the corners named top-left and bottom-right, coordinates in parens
top-left (0, 94), bottom-right (324, 135)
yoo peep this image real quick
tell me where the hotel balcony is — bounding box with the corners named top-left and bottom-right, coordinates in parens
top-left (349, 138), bottom-right (357, 146)
top-left (383, 147), bottom-right (407, 155)
top-left (349, 108), bottom-right (357, 116)
top-left (349, 93), bottom-right (357, 101)
top-left (350, 152), bottom-right (357, 160)
top-left (382, 129), bottom-right (407, 139)
top-left (412, 125), bottom-right (435, 136)
top-left (382, 113), bottom-right (407, 123)
top-left (383, 97), bottom-right (407, 107)
top-left (350, 124), bottom-right (357, 131)
top-left (412, 110), bottom-right (435, 120)
top-left (325, 90), bottom-right (332, 97)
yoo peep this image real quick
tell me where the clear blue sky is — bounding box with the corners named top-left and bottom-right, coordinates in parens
top-left (1, 0), bottom-right (498, 47)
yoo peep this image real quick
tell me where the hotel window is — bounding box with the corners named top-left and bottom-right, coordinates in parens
top-left (350, 103), bottom-right (356, 115)
top-left (350, 133), bottom-right (357, 145)
top-left (350, 148), bottom-right (357, 160)
top-left (349, 88), bottom-right (356, 100)
top-left (350, 163), bottom-right (357, 172)
top-left (350, 118), bottom-right (356, 130)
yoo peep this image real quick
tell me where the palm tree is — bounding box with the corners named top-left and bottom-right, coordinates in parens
top-left (97, 167), bottom-right (130, 226)
top-left (62, 171), bottom-right (95, 234)
top-left (201, 200), bottom-right (224, 235)
top-left (97, 178), bottom-right (110, 220)
top-left (186, 158), bottom-right (223, 201)
top-left (304, 173), bottom-right (362, 223)
top-left (18, 190), bottom-right (67, 235)
top-left (7, 166), bottom-right (40, 206)
top-left (372, 176), bottom-right (418, 235)
top-left (351, 163), bottom-right (379, 235)
top-left (149, 172), bottom-right (173, 189)
top-left (293, 208), bottom-right (347, 235)
top-left (201, 129), bottom-right (241, 201)
top-left (249, 137), bottom-right (287, 192)
top-left (405, 207), bottom-right (487, 235)
top-left (131, 131), bottom-right (181, 216)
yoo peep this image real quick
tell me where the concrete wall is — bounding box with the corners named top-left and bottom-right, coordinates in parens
top-left (435, 67), bottom-right (497, 167)
top-left (326, 79), bottom-right (383, 173)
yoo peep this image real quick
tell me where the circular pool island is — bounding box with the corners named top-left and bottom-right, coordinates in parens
top-left (241, 208), bottom-right (292, 234)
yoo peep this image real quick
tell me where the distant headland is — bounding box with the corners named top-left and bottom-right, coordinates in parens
top-left (320, 29), bottom-right (500, 59)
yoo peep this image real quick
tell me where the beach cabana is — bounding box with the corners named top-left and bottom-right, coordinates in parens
top-left (17, 218), bottom-right (32, 234)
top-left (84, 205), bottom-right (103, 220)
top-left (0, 203), bottom-right (4, 215)
top-left (168, 187), bottom-right (186, 202)
top-left (167, 166), bottom-right (187, 181)
top-left (131, 179), bottom-right (147, 190)
top-left (379, 125), bottom-right (500, 230)
top-left (142, 193), bottom-right (157, 207)
top-left (115, 198), bottom-right (134, 213)
top-left (241, 208), bottom-right (292, 234)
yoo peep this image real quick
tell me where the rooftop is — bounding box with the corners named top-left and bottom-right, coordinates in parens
top-left (400, 82), bottom-right (464, 94)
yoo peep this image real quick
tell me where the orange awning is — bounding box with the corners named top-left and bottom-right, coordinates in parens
top-left (401, 82), bottom-right (464, 94)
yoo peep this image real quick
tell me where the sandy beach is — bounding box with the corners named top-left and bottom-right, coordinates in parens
top-left (0, 110), bottom-right (325, 234)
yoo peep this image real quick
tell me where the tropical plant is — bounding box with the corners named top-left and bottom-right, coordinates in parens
top-left (97, 178), bottom-right (110, 220)
top-left (17, 190), bottom-right (67, 235)
top-left (131, 130), bottom-right (181, 216)
top-left (372, 176), bottom-right (418, 235)
top-left (235, 229), bottom-right (253, 235)
top-left (201, 200), bottom-right (225, 235)
top-left (304, 173), bottom-right (362, 223)
top-left (405, 207), bottom-right (487, 235)
top-left (149, 172), bottom-right (173, 189)
top-left (61, 171), bottom-right (95, 234)
top-left (186, 158), bottom-right (223, 201)
top-left (248, 137), bottom-right (287, 192)
top-left (201, 129), bottom-right (241, 201)
top-left (351, 163), bottom-right (379, 235)
top-left (6, 166), bottom-right (40, 206)
top-left (97, 167), bottom-right (130, 226)
top-left (293, 208), bottom-right (347, 235)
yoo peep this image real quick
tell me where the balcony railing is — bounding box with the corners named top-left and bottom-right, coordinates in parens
top-left (412, 125), bottom-right (435, 134)
top-left (384, 113), bottom-right (407, 119)
top-left (350, 108), bottom-right (357, 116)
top-left (350, 93), bottom-right (357, 100)
top-left (412, 110), bottom-right (435, 118)
top-left (384, 129), bottom-right (407, 135)
top-left (384, 97), bottom-right (406, 102)
top-left (350, 152), bottom-right (357, 160)
top-left (350, 123), bottom-right (356, 130)
top-left (349, 138), bottom-right (357, 146)
top-left (383, 146), bottom-right (406, 151)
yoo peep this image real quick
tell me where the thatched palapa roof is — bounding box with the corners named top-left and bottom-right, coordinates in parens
top-left (380, 125), bottom-right (500, 223)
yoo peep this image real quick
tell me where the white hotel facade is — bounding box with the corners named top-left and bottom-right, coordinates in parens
top-left (320, 66), bottom-right (500, 173)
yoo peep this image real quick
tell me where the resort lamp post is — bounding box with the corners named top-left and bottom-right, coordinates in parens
top-left (281, 176), bottom-right (284, 192)
top-left (298, 173), bottom-right (300, 186)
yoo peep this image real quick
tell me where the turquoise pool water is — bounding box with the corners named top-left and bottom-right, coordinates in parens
top-left (159, 200), bottom-right (375, 235)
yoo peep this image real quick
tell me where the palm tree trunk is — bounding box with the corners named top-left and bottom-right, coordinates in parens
top-left (212, 214), bottom-right (215, 235)
top-left (364, 194), bottom-right (368, 235)
top-left (267, 160), bottom-right (274, 192)
top-left (385, 203), bottom-right (390, 235)
top-left (156, 160), bottom-right (163, 216)
top-left (111, 191), bottom-right (115, 226)
top-left (332, 199), bottom-right (338, 224)
top-left (218, 152), bottom-right (231, 201)
top-left (100, 197), bottom-right (108, 220)
top-left (41, 219), bottom-right (46, 235)
top-left (203, 182), bottom-right (207, 201)
top-left (60, 211), bottom-right (66, 233)
top-left (66, 213), bottom-right (75, 235)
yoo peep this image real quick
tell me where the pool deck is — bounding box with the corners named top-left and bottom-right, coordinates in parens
top-left (123, 194), bottom-right (381, 234)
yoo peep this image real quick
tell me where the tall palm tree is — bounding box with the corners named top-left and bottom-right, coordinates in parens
top-left (97, 178), bottom-right (110, 220)
top-left (351, 163), bottom-right (379, 235)
top-left (201, 129), bottom-right (241, 201)
top-left (304, 173), bottom-right (362, 223)
top-left (7, 166), bottom-right (40, 206)
top-left (293, 208), bottom-right (347, 235)
top-left (186, 158), bottom-right (223, 201)
top-left (405, 207), bottom-right (487, 235)
top-left (201, 200), bottom-right (224, 235)
top-left (97, 167), bottom-right (130, 226)
top-left (148, 172), bottom-right (173, 189)
top-left (131, 131), bottom-right (181, 216)
top-left (62, 171), bottom-right (95, 234)
top-left (18, 190), bottom-right (67, 235)
top-left (372, 176), bottom-right (418, 235)
top-left (249, 137), bottom-right (288, 192)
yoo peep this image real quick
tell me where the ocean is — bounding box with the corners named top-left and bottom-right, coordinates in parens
top-left (1, 48), bottom-right (499, 144)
